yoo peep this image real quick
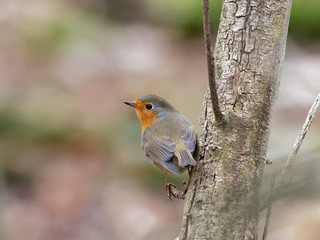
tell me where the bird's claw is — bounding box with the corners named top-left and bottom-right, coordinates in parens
top-left (165, 182), bottom-right (177, 200)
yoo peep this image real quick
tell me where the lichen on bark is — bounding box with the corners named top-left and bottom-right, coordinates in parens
top-left (178, 0), bottom-right (292, 239)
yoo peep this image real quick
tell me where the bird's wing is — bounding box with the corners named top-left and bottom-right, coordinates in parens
top-left (142, 136), bottom-right (175, 163)
top-left (142, 136), bottom-right (180, 173)
top-left (181, 124), bottom-right (197, 153)
top-left (175, 124), bottom-right (197, 167)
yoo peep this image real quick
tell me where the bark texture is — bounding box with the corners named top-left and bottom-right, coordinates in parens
top-left (178, 0), bottom-right (292, 239)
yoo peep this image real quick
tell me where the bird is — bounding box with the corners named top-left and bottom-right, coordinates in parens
top-left (124, 94), bottom-right (197, 199)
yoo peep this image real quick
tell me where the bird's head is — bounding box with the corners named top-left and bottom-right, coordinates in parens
top-left (124, 94), bottom-right (176, 132)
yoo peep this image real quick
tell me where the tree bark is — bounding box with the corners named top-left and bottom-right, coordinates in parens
top-left (178, 0), bottom-right (292, 239)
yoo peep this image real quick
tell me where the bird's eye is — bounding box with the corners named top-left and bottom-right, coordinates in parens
top-left (145, 104), bottom-right (153, 110)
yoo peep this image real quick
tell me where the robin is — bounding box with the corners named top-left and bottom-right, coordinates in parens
top-left (124, 94), bottom-right (197, 199)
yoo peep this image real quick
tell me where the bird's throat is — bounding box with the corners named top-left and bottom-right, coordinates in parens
top-left (134, 100), bottom-right (158, 133)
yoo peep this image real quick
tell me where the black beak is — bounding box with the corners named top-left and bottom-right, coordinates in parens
top-left (124, 101), bottom-right (137, 108)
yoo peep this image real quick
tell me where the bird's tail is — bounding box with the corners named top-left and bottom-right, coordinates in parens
top-left (176, 149), bottom-right (196, 167)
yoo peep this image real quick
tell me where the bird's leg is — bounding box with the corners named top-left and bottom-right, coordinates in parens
top-left (164, 170), bottom-right (168, 193)
top-left (164, 170), bottom-right (176, 200)
top-left (163, 167), bottom-right (194, 200)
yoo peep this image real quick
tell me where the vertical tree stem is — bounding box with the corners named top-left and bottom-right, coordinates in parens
top-left (202, 0), bottom-right (224, 125)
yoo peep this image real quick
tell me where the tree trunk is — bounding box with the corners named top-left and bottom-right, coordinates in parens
top-left (178, 0), bottom-right (292, 239)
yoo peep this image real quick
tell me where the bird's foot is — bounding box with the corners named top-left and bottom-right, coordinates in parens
top-left (165, 182), bottom-right (176, 200)
top-left (165, 182), bottom-right (187, 200)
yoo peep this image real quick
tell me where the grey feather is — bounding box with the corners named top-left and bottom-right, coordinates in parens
top-left (176, 149), bottom-right (196, 167)
top-left (142, 135), bottom-right (176, 165)
top-left (161, 160), bottom-right (181, 175)
top-left (181, 125), bottom-right (197, 153)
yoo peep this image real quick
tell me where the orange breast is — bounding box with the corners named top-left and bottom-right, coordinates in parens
top-left (134, 100), bottom-right (158, 133)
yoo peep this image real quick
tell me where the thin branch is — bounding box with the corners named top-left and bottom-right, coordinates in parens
top-left (260, 92), bottom-right (320, 214)
top-left (281, 92), bottom-right (320, 177)
top-left (262, 175), bottom-right (275, 240)
top-left (202, 0), bottom-right (225, 125)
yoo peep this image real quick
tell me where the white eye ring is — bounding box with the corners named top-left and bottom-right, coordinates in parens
top-left (145, 104), bottom-right (153, 110)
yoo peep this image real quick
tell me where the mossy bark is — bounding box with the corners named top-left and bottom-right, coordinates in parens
top-left (178, 0), bottom-right (292, 239)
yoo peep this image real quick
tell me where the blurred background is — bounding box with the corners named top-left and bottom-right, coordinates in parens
top-left (0, 0), bottom-right (320, 239)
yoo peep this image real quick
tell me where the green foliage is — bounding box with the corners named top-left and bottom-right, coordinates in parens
top-left (0, 108), bottom-right (73, 186)
top-left (0, 109), bottom-right (72, 144)
top-left (147, 0), bottom-right (222, 36)
top-left (21, 9), bottom-right (111, 57)
top-left (289, 0), bottom-right (320, 40)
top-left (23, 20), bottom-right (69, 55)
